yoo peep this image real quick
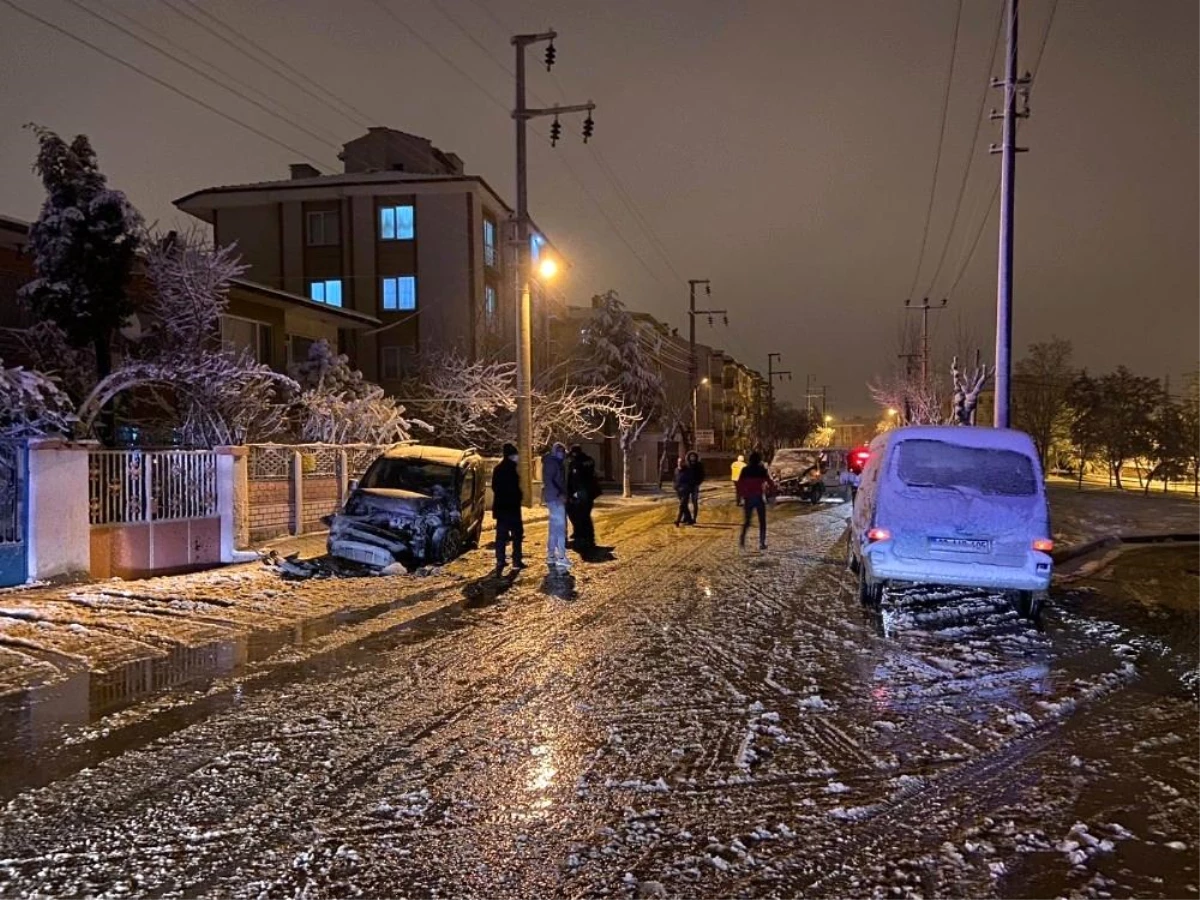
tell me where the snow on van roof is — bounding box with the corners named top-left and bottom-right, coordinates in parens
top-left (871, 426), bottom-right (1038, 455)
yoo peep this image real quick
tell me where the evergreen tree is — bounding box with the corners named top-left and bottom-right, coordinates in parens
top-left (19, 125), bottom-right (143, 383)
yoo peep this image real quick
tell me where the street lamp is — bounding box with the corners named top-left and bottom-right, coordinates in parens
top-left (824, 414), bottom-right (833, 425)
top-left (692, 377), bottom-right (709, 444)
top-left (537, 256), bottom-right (559, 280)
top-left (886, 408), bottom-right (898, 417)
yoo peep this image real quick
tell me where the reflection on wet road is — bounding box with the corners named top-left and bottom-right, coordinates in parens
top-left (0, 500), bottom-right (1194, 898)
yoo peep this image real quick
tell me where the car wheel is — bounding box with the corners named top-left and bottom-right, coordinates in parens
top-left (857, 563), bottom-right (882, 607)
top-left (812, 484), bottom-right (824, 505)
top-left (1012, 590), bottom-right (1043, 620)
top-left (433, 527), bottom-right (465, 564)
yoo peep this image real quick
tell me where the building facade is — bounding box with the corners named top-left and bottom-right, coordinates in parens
top-left (175, 128), bottom-right (561, 388)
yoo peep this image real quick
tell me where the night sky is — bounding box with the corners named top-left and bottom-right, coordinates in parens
top-left (0, 0), bottom-right (1195, 415)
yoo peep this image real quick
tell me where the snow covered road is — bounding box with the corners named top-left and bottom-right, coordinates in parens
top-left (0, 498), bottom-right (1195, 898)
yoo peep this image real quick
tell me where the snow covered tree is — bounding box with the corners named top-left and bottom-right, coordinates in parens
top-left (0, 357), bottom-right (75, 439)
top-left (868, 371), bottom-right (943, 426)
top-left (407, 351), bottom-right (516, 451)
top-left (78, 232), bottom-right (294, 446)
top-left (292, 339), bottom-right (427, 444)
top-left (950, 353), bottom-right (994, 426)
top-left (578, 290), bottom-right (665, 496)
top-left (19, 125), bottom-right (143, 383)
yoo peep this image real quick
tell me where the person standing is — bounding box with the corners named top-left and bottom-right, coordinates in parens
top-left (673, 457), bottom-right (695, 526)
top-left (730, 454), bottom-right (746, 506)
top-left (541, 442), bottom-right (571, 571)
top-left (736, 450), bottom-right (776, 550)
top-left (491, 442), bottom-right (525, 575)
top-left (685, 450), bottom-right (705, 523)
top-left (567, 444), bottom-right (599, 553)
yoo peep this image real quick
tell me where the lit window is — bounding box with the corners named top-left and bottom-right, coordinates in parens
top-left (308, 279), bottom-right (343, 307)
top-left (381, 275), bottom-right (417, 311)
top-left (306, 210), bottom-right (339, 246)
top-left (530, 232), bottom-right (543, 262)
top-left (484, 284), bottom-right (497, 325)
top-left (483, 219), bottom-right (497, 267)
top-left (379, 204), bottom-right (414, 241)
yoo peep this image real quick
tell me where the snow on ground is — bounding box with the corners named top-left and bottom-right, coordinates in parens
top-left (0, 495), bottom-right (1193, 898)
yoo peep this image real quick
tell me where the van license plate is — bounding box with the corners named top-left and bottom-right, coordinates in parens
top-left (929, 537), bottom-right (991, 552)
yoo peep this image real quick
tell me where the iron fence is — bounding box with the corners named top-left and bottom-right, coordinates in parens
top-left (89, 449), bottom-right (218, 526)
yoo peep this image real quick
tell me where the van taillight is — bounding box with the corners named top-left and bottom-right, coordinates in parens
top-left (1032, 538), bottom-right (1054, 552)
top-left (868, 527), bottom-right (892, 542)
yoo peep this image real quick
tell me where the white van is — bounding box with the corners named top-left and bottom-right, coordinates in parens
top-left (848, 426), bottom-right (1053, 618)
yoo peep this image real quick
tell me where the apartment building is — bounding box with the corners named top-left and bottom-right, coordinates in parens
top-left (175, 128), bottom-right (562, 387)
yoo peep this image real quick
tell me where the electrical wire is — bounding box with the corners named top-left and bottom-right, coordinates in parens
top-left (0, 0), bottom-right (333, 169)
top-left (61, 0), bottom-right (343, 154)
top-left (167, 0), bottom-right (375, 128)
top-left (921, 0), bottom-right (1005, 298)
top-left (906, 0), bottom-right (965, 301)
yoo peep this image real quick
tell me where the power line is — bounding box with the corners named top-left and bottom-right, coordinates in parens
top-left (0, 0), bottom-right (332, 169)
top-left (922, 0), bottom-right (1005, 298)
top-left (945, 0), bottom-right (1060, 299)
top-left (61, 0), bottom-right (342, 154)
top-left (167, 0), bottom-right (375, 128)
top-left (907, 0), bottom-right (964, 301)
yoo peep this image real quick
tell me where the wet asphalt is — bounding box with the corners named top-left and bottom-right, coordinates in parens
top-left (0, 497), bottom-right (1195, 898)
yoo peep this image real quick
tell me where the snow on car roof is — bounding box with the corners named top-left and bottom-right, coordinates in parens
top-left (376, 444), bottom-right (477, 466)
top-left (872, 426), bottom-right (1038, 455)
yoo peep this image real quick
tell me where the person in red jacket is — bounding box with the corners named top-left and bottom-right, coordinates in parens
top-left (736, 451), bottom-right (776, 550)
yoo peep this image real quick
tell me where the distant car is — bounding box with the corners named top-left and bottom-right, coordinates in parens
top-left (847, 426), bottom-right (1053, 619)
top-left (328, 445), bottom-right (486, 569)
top-left (770, 448), bottom-right (830, 503)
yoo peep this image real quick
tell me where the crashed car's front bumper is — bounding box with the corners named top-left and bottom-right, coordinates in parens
top-left (327, 515), bottom-right (424, 568)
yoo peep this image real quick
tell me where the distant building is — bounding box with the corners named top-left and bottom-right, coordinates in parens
top-left (175, 127), bottom-right (563, 386)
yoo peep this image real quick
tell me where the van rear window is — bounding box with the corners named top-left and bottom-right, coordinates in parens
top-left (896, 439), bottom-right (1037, 496)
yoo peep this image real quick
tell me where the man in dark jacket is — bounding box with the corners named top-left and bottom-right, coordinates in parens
top-left (566, 444), bottom-right (599, 553)
top-left (541, 442), bottom-right (570, 570)
top-left (685, 450), bottom-right (705, 523)
top-left (736, 451), bottom-right (776, 550)
top-left (673, 457), bottom-right (694, 526)
top-left (491, 442), bottom-right (525, 575)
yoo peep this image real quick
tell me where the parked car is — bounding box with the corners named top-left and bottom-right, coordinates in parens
top-left (770, 448), bottom-right (830, 503)
top-left (847, 426), bottom-right (1053, 618)
top-left (328, 445), bottom-right (486, 569)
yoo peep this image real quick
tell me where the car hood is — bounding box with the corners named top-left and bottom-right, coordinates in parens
top-left (772, 460), bottom-right (822, 480)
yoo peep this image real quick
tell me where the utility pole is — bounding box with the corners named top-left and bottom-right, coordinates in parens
top-left (904, 297), bottom-right (948, 385)
top-left (687, 279), bottom-right (725, 443)
top-left (512, 30), bottom-right (595, 504)
top-left (767, 353), bottom-right (792, 450)
top-left (989, 0), bottom-right (1030, 428)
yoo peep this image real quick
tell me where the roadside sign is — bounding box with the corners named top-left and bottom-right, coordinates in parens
top-left (695, 429), bottom-right (715, 448)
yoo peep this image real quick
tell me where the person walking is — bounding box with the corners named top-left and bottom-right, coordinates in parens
top-left (685, 450), bottom-right (705, 523)
top-left (730, 454), bottom-right (746, 506)
top-left (673, 457), bottom-right (695, 526)
top-left (567, 444), bottom-right (599, 553)
top-left (541, 442), bottom-right (571, 571)
top-left (491, 442), bottom-right (525, 576)
top-left (736, 450), bottom-right (776, 550)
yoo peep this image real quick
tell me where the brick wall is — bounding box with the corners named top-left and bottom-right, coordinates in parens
top-left (248, 478), bottom-right (292, 543)
top-left (301, 475), bottom-right (340, 532)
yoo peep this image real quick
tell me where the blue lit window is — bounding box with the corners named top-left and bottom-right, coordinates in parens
top-left (530, 233), bottom-right (543, 262)
top-left (307, 279), bottom-right (343, 308)
top-left (483, 219), bottom-right (497, 267)
top-left (381, 275), bottom-right (417, 311)
top-left (379, 205), bottom-right (414, 241)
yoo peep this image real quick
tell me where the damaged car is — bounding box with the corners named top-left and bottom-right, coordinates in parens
top-left (769, 447), bottom-right (829, 503)
top-left (327, 445), bottom-right (486, 569)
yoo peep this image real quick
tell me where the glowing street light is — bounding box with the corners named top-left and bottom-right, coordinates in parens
top-left (537, 256), bottom-right (559, 280)
top-left (824, 414), bottom-right (833, 425)
top-left (886, 407), bottom-right (898, 417)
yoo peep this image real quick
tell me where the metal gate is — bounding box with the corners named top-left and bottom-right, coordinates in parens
top-left (0, 442), bottom-right (27, 587)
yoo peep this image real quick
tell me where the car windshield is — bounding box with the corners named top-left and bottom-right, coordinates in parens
top-left (360, 458), bottom-right (458, 496)
top-left (896, 439), bottom-right (1037, 496)
top-left (772, 450), bottom-right (822, 470)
